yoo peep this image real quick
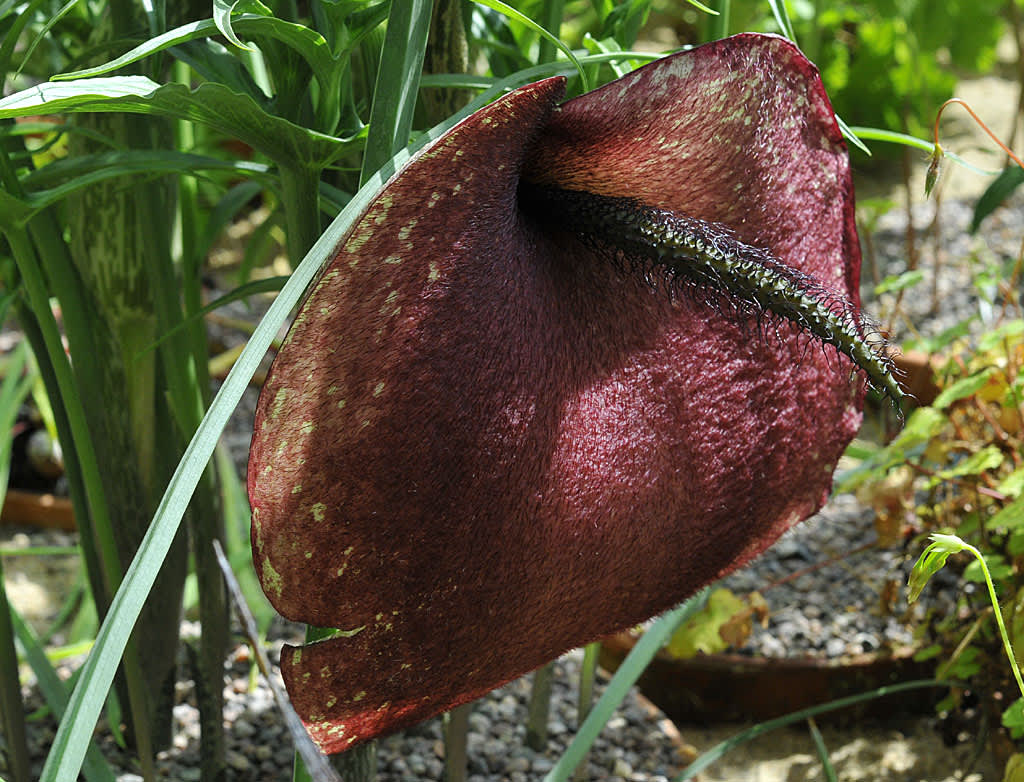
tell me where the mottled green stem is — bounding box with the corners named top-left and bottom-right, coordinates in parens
top-left (0, 554), bottom-right (31, 782)
top-left (279, 163), bottom-right (323, 268)
top-left (526, 661), bottom-right (555, 750)
top-left (572, 642), bottom-right (600, 782)
top-left (443, 703), bottom-right (471, 782)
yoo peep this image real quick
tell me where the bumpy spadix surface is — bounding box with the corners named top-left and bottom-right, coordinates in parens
top-left (248, 33), bottom-right (865, 753)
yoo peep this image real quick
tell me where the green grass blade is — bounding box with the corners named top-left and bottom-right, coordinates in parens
top-left (807, 718), bottom-right (837, 782)
top-left (835, 115), bottom-right (870, 156)
top-left (359, 0), bottom-right (433, 185)
top-left (58, 15), bottom-right (333, 80)
top-left (543, 590), bottom-right (709, 782)
top-left (9, 605), bottom-right (115, 782)
top-left (536, 0), bottom-right (565, 64)
top-left (0, 342), bottom-right (33, 782)
top-left (767, 0), bottom-right (796, 41)
top-left (675, 679), bottom-right (955, 780)
top-left (473, 0), bottom-right (589, 91)
top-left (137, 275), bottom-right (288, 357)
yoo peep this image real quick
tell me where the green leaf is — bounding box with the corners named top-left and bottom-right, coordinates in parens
top-left (767, 0), bottom-right (796, 40)
top-left (833, 407), bottom-right (948, 493)
top-left (908, 533), bottom-right (968, 603)
top-left (990, 496), bottom-right (1024, 531)
top-left (213, 0), bottom-right (269, 50)
top-left (57, 14), bottom-right (336, 85)
top-left (1004, 697), bottom-right (1024, 739)
top-left (8, 606), bottom-right (115, 782)
top-left (932, 368), bottom-right (995, 410)
top-left (472, 0), bottom-right (590, 91)
top-left (971, 165), bottom-right (1024, 234)
top-left (542, 590), bottom-right (709, 782)
top-left (0, 187), bottom-right (33, 229)
top-left (934, 444), bottom-right (1004, 480)
top-left (665, 588), bottom-right (746, 658)
top-left (359, 0), bottom-right (432, 184)
top-left (979, 320), bottom-right (1024, 353)
top-left (138, 275), bottom-right (288, 357)
top-left (20, 149), bottom-right (271, 204)
top-left (676, 680), bottom-right (954, 780)
top-left (0, 77), bottom-right (347, 168)
top-left (964, 554), bottom-right (1012, 584)
top-left (999, 468), bottom-right (1024, 499)
top-left (873, 269), bottom-right (924, 296)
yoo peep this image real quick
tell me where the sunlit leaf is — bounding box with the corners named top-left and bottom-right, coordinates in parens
top-left (932, 368), bottom-right (995, 410)
top-left (908, 532), bottom-right (967, 603)
top-left (0, 77), bottom-right (348, 168)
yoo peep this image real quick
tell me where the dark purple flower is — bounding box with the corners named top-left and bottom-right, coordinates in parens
top-left (247, 33), bottom-right (895, 753)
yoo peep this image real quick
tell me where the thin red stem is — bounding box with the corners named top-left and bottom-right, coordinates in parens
top-left (934, 97), bottom-right (1024, 171)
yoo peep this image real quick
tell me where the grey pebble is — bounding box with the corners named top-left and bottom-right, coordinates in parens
top-left (225, 750), bottom-right (250, 772)
top-left (532, 756), bottom-right (555, 773)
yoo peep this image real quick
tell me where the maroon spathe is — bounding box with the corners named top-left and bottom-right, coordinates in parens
top-left (248, 33), bottom-right (864, 753)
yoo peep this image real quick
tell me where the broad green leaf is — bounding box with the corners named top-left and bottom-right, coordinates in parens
top-left (971, 165), bottom-right (1024, 234)
top-left (934, 444), bottom-right (1004, 480)
top-left (1004, 698), bottom-right (1024, 739)
top-left (874, 269), bottom-right (924, 296)
top-left (932, 368), bottom-right (995, 410)
top-left (213, 0), bottom-right (271, 50)
top-left (665, 588), bottom-right (746, 658)
top-left (0, 77), bottom-right (348, 168)
top-left (990, 496), bottom-right (1024, 531)
top-left (999, 468), bottom-right (1024, 498)
top-left (57, 15), bottom-right (336, 84)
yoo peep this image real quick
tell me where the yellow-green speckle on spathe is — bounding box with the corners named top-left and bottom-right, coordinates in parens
top-left (311, 502), bottom-right (326, 522)
top-left (270, 387), bottom-right (289, 420)
top-left (261, 558), bottom-right (284, 600)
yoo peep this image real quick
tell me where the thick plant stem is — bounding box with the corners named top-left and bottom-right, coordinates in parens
top-left (573, 642), bottom-right (600, 782)
top-left (526, 661), bottom-right (555, 751)
top-left (443, 703), bottom-right (471, 782)
top-left (3, 223), bottom-right (157, 780)
top-left (279, 163), bottom-right (324, 267)
top-left (0, 557), bottom-right (31, 782)
top-left (537, 0), bottom-right (564, 64)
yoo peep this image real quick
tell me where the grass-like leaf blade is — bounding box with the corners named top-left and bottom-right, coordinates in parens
top-left (543, 590), bottom-right (709, 782)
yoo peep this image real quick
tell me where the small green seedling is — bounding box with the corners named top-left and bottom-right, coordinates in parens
top-left (909, 532), bottom-right (1024, 731)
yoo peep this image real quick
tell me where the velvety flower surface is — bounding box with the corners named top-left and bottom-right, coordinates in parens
top-left (248, 33), bottom-right (872, 753)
